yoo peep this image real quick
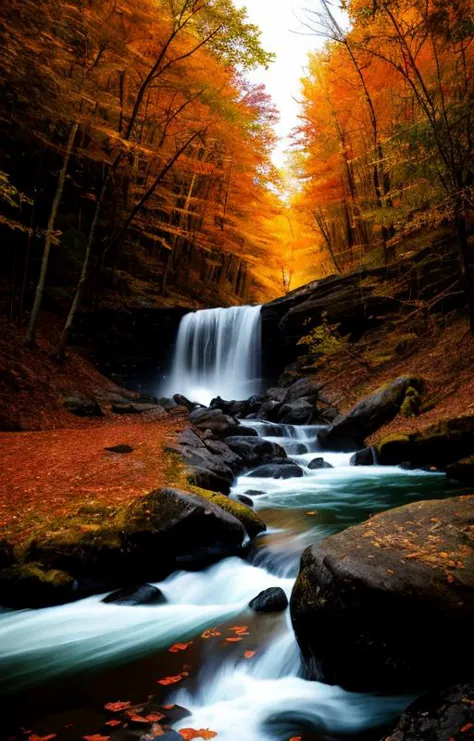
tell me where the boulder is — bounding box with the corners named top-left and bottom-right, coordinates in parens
top-left (236, 494), bottom-right (254, 507)
top-left (63, 393), bottom-right (104, 417)
top-left (220, 425), bottom-right (258, 437)
top-left (284, 378), bottom-right (321, 403)
top-left (189, 407), bottom-right (237, 434)
top-left (447, 456), bottom-right (474, 485)
top-left (278, 398), bottom-right (314, 424)
top-left (111, 401), bottom-right (166, 416)
top-left (173, 393), bottom-right (195, 410)
top-left (0, 562), bottom-right (78, 608)
top-left (103, 583), bottom-right (166, 606)
top-left (290, 495), bottom-right (474, 692)
top-left (284, 442), bottom-right (308, 456)
top-left (381, 683), bottom-right (474, 741)
top-left (195, 489), bottom-right (266, 538)
top-left (172, 444), bottom-right (236, 493)
top-left (258, 399), bottom-right (282, 421)
top-left (377, 416), bottom-right (474, 468)
top-left (350, 447), bottom-right (375, 466)
top-left (248, 462), bottom-right (303, 479)
top-left (224, 437), bottom-right (287, 468)
top-left (319, 376), bottom-right (425, 451)
top-left (25, 487), bottom-right (246, 587)
top-left (157, 397), bottom-right (179, 411)
top-left (249, 587), bottom-right (289, 612)
top-left (307, 457), bottom-right (333, 470)
top-left (244, 489), bottom-right (266, 498)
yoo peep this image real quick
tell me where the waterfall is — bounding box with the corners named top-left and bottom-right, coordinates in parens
top-left (163, 305), bottom-right (262, 405)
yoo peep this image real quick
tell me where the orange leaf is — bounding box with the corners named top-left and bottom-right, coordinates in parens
top-left (169, 641), bottom-right (193, 653)
top-left (230, 625), bottom-right (248, 634)
top-left (104, 701), bottom-right (131, 713)
top-left (225, 637), bottom-right (242, 642)
top-left (179, 729), bottom-right (218, 740)
top-left (29, 736), bottom-right (57, 741)
top-left (146, 714), bottom-right (165, 722)
top-left (289, 737), bottom-right (302, 741)
top-left (461, 723), bottom-right (474, 732)
top-left (201, 628), bottom-right (221, 639)
top-left (82, 736), bottom-right (110, 741)
top-left (162, 704), bottom-right (176, 710)
top-left (104, 720), bottom-right (121, 727)
top-left (244, 650), bottom-right (256, 659)
top-left (157, 672), bottom-right (188, 686)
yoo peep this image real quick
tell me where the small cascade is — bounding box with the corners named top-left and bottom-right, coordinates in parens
top-left (163, 305), bottom-right (262, 405)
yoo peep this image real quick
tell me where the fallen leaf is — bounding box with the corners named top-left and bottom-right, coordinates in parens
top-left (82, 736), bottom-right (110, 741)
top-left (244, 651), bottom-right (256, 659)
top-left (229, 625), bottom-right (248, 634)
top-left (104, 701), bottom-right (131, 713)
top-left (289, 737), bottom-right (302, 741)
top-left (461, 723), bottom-right (474, 732)
top-left (225, 637), bottom-right (243, 643)
top-left (179, 729), bottom-right (218, 740)
top-left (201, 628), bottom-right (222, 639)
top-left (28, 736), bottom-right (57, 741)
top-left (169, 642), bottom-right (193, 653)
top-left (162, 704), bottom-right (175, 710)
top-left (157, 672), bottom-right (188, 686)
top-left (104, 721), bottom-right (121, 728)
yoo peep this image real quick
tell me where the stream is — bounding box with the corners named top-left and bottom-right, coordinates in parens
top-left (0, 421), bottom-right (459, 740)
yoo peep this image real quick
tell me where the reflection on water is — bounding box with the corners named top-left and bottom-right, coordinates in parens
top-left (0, 421), bottom-right (464, 740)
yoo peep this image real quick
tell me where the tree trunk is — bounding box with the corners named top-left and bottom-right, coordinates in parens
top-left (455, 209), bottom-right (474, 333)
top-left (26, 123), bottom-right (78, 346)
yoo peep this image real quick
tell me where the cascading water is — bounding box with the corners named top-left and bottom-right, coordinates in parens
top-left (162, 305), bottom-right (262, 405)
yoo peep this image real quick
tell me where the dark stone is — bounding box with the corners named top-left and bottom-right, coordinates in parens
top-left (446, 455), bottom-right (474, 485)
top-left (290, 494), bottom-right (474, 692)
top-left (111, 401), bottom-right (166, 416)
top-left (258, 399), bottom-right (282, 421)
top-left (236, 494), bottom-right (254, 507)
top-left (64, 393), bottom-right (104, 417)
top-left (307, 457), bottom-right (333, 470)
top-left (220, 425), bottom-right (258, 437)
top-left (244, 489), bottom-right (266, 497)
top-left (278, 398), bottom-right (314, 424)
top-left (284, 378), bottom-right (321, 403)
top-left (350, 447), bottom-right (375, 466)
top-left (249, 587), bottom-right (289, 612)
top-left (0, 562), bottom-right (78, 608)
top-left (104, 444), bottom-right (134, 454)
top-left (377, 416), bottom-right (474, 468)
top-left (157, 396), bottom-right (178, 411)
top-left (248, 462), bottom-right (303, 479)
top-left (319, 376), bottom-right (425, 451)
top-left (381, 683), bottom-right (474, 741)
top-left (266, 387), bottom-right (287, 403)
top-left (224, 437), bottom-right (287, 468)
top-left (173, 393), bottom-right (194, 410)
top-left (189, 407), bottom-right (237, 434)
top-left (179, 427), bottom-right (206, 448)
top-left (102, 583), bottom-right (166, 605)
top-left (284, 442), bottom-right (308, 455)
top-left (203, 438), bottom-right (245, 475)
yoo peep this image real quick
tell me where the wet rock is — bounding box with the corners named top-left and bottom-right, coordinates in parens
top-left (284, 378), bottom-right (321, 403)
top-left (258, 399), bottom-right (283, 421)
top-left (290, 494), bottom-right (474, 692)
top-left (103, 583), bottom-right (166, 605)
top-left (284, 442), bottom-right (308, 455)
top-left (249, 587), bottom-right (289, 612)
top-left (319, 376), bottom-right (425, 451)
top-left (248, 462), bottom-right (303, 479)
top-left (104, 444), bottom-right (134, 454)
top-left (0, 562), bottom-right (78, 607)
top-left (381, 683), bottom-right (474, 741)
top-left (202, 439), bottom-right (243, 474)
top-left (236, 494), bottom-right (254, 507)
top-left (350, 448), bottom-right (375, 466)
top-left (447, 455), bottom-right (474, 485)
top-left (173, 444), bottom-right (236, 494)
top-left (196, 490), bottom-right (266, 538)
top-left (278, 398), bottom-right (314, 424)
top-left (157, 396), bottom-right (178, 411)
top-left (266, 387), bottom-right (287, 403)
top-left (173, 393), bottom-right (194, 410)
top-left (220, 425), bottom-right (258, 437)
top-left (111, 401), bottom-right (166, 416)
top-left (179, 427), bottom-right (206, 448)
top-left (64, 393), bottom-right (104, 417)
top-left (189, 407), bottom-right (237, 434)
top-left (25, 488), bottom-right (246, 591)
top-left (307, 457), bottom-right (333, 470)
top-left (224, 437), bottom-right (287, 468)
top-left (377, 416), bottom-right (474, 468)
top-left (244, 489), bottom-right (266, 497)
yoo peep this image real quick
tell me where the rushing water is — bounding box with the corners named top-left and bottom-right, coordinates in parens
top-left (0, 421), bottom-right (463, 740)
top-left (162, 305), bottom-right (262, 405)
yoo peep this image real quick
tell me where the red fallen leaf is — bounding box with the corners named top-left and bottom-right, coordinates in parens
top-left (229, 625), bottom-right (248, 634)
top-left (447, 573), bottom-right (455, 583)
top-left (162, 704), bottom-right (176, 710)
top-left (104, 701), bottom-right (131, 712)
top-left (169, 641), bottom-right (193, 653)
top-left (157, 672), bottom-right (188, 686)
top-left (461, 723), bottom-right (474, 732)
top-left (244, 650), bottom-right (256, 659)
top-left (104, 720), bottom-right (121, 727)
top-left (127, 714), bottom-right (150, 724)
top-left (82, 736), bottom-right (110, 741)
top-left (289, 737), bottom-right (302, 741)
top-left (225, 637), bottom-right (243, 643)
top-left (179, 730), bottom-right (218, 740)
top-left (28, 736), bottom-right (57, 741)
top-left (201, 628), bottom-right (222, 639)
top-left (127, 712), bottom-right (165, 724)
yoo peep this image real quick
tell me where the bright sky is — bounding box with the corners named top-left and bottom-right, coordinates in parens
top-left (234, 0), bottom-right (323, 168)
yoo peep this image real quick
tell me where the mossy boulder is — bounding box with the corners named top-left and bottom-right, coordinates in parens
top-left (15, 488), bottom-right (247, 605)
top-left (0, 562), bottom-right (77, 607)
top-left (191, 488), bottom-right (266, 538)
top-left (290, 495), bottom-right (474, 692)
top-left (377, 416), bottom-right (474, 468)
top-left (318, 376), bottom-right (425, 451)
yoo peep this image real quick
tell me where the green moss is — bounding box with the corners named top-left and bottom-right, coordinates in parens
top-left (377, 434), bottom-right (411, 464)
top-left (400, 386), bottom-right (422, 417)
top-left (1, 561), bottom-right (73, 587)
top-left (189, 485), bottom-right (266, 538)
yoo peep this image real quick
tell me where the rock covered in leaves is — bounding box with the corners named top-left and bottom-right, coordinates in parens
top-left (381, 683), bottom-right (474, 741)
top-left (318, 376), bottom-right (425, 451)
top-left (290, 494), bottom-right (474, 692)
top-left (249, 587), bottom-right (289, 612)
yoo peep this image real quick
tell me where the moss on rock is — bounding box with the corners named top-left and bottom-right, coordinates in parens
top-left (189, 485), bottom-right (266, 538)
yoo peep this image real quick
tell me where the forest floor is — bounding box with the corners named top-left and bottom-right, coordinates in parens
top-left (315, 309), bottom-right (474, 443)
top-left (0, 315), bottom-right (186, 545)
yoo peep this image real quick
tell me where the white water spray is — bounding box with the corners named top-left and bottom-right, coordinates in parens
top-left (163, 305), bottom-right (262, 405)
